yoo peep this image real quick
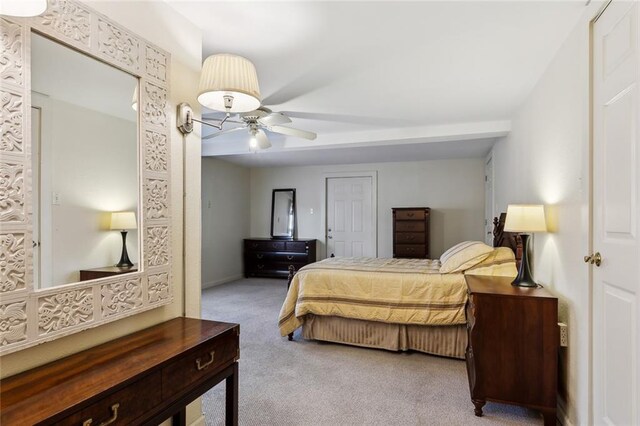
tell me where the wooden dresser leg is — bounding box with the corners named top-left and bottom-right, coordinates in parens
top-left (225, 363), bottom-right (239, 426)
top-left (472, 399), bottom-right (485, 417)
top-left (172, 408), bottom-right (187, 426)
top-left (541, 409), bottom-right (557, 426)
top-left (288, 332), bottom-right (293, 341)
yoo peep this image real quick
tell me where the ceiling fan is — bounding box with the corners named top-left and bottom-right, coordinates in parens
top-left (199, 107), bottom-right (317, 150)
top-left (177, 103), bottom-right (316, 150)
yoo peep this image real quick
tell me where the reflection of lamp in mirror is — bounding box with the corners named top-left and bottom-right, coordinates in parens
top-left (504, 204), bottom-right (547, 287)
top-left (0, 0), bottom-right (47, 17)
top-left (110, 211), bottom-right (136, 268)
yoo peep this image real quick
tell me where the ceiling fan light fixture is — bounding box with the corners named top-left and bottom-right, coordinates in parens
top-left (197, 53), bottom-right (261, 113)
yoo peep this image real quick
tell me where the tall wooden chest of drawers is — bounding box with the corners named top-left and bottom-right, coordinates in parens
top-left (465, 275), bottom-right (559, 425)
top-left (392, 207), bottom-right (430, 258)
top-left (244, 238), bottom-right (317, 278)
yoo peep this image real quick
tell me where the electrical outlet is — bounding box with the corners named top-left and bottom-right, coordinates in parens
top-left (52, 192), bottom-right (61, 205)
top-left (559, 322), bottom-right (568, 347)
top-left (310, 208), bottom-right (314, 215)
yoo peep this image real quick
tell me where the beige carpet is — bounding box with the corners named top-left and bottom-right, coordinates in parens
top-left (201, 278), bottom-right (544, 425)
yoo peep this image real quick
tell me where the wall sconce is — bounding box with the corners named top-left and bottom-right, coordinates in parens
top-left (0, 0), bottom-right (47, 17)
top-left (110, 211), bottom-right (137, 268)
top-left (178, 53), bottom-right (261, 135)
top-left (504, 204), bottom-right (547, 287)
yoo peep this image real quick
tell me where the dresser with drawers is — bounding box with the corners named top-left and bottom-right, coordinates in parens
top-left (244, 238), bottom-right (317, 278)
top-left (392, 207), bottom-right (431, 258)
top-left (0, 318), bottom-right (240, 426)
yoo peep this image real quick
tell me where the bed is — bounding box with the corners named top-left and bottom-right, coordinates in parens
top-left (278, 214), bottom-right (521, 359)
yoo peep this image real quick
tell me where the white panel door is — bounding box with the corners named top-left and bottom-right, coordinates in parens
top-left (326, 177), bottom-right (374, 257)
top-left (593, 2), bottom-right (640, 425)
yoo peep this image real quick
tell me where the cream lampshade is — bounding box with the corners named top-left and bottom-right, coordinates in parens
top-left (0, 0), bottom-right (47, 17)
top-left (504, 204), bottom-right (547, 287)
top-left (110, 211), bottom-right (136, 268)
top-left (110, 211), bottom-right (137, 230)
top-left (197, 54), bottom-right (261, 113)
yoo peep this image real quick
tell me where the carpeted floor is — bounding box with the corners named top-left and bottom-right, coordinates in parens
top-left (201, 278), bottom-right (543, 425)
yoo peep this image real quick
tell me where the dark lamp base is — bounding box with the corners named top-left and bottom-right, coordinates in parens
top-left (117, 230), bottom-right (134, 268)
top-left (511, 234), bottom-right (541, 288)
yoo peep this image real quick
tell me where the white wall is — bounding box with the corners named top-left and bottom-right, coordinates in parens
top-left (2, 1), bottom-right (203, 424)
top-left (201, 158), bottom-right (250, 287)
top-left (250, 158), bottom-right (485, 259)
top-left (42, 98), bottom-right (139, 285)
top-left (491, 3), bottom-right (603, 424)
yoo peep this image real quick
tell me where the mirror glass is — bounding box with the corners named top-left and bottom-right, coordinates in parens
top-left (30, 32), bottom-right (139, 288)
top-left (271, 189), bottom-right (296, 239)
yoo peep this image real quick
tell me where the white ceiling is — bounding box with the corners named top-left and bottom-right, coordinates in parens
top-left (167, 1), bottom-right (585, 167)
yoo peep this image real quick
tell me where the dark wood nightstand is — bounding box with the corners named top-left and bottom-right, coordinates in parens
top-left (465, 275), bottom-right (559, 425)
top-left (79, 264), bottom-right (138, 281)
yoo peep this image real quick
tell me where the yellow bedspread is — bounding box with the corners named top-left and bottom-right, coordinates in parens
top-left (278, 257), bottom-right (468, 336)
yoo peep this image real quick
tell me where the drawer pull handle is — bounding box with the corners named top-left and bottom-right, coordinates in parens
top-left (252, 243), bottom-right (258, 248)
top-left (287, 255), bottom-right (294, 260)
top-left (257, 264), bottom-right (264, 269)
top-left (256, 254), bottom-right (263, 259)
top-left (82, 403), bottom-right (120, 426)
top-left (196, 351), bottom-right (216, 370)
top-left (407, 213), bottom-right (414, 217)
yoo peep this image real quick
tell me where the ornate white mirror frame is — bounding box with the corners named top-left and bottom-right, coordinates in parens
top-left (0, 0), bottom-right (172, 355)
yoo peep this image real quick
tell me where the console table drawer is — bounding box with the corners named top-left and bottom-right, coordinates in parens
top-left (395, 221), bottom-right (425, 232)
top-left (394, 209), bottom-right (426, 220)
top-left (246, 252), bottom-right (308, 262)
top-left (245, 240), bottom-right (285, 252)
top-left (395, 245), bottom-right (426, 258)
top-left (162, 330), bottom-right (238, 399)
top-left (70, 372), bottom-right (162, 426)
top-left (395, 232), bottom-right (425, 244)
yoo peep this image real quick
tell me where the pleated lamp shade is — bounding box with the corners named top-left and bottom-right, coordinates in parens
top-left (0, 0), bottom-right (47, 17)
top-left (197, 54), bottom-right (261, 113)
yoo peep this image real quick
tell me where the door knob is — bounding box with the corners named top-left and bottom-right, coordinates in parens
top-left (584, 252), bottom-right (602, 267)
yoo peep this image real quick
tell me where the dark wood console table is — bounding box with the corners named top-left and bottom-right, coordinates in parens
top-left (79, 264), bottom-right (138, 281)
top-left (0, 317), bottom-right (239, 426)
top-left (244, 238), bottom-right (316, 278)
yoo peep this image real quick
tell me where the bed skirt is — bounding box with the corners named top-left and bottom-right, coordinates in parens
top-left (300, 315), bottom-right (467, 359)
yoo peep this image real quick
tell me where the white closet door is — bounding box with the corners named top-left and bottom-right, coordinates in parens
top-left (593, 2), bottom-right (640, 424)
top-left (326, 176), bottom-right (374, 258)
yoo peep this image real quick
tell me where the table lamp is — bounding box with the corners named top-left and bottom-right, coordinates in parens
top-left (504, 204), bottom-right (547, 287)
top-left (110, 211), bottom-right (137, 268)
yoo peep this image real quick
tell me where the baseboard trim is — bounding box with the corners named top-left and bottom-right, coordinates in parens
top-left (557, 396), bottom-right (572, 426)
top-left (202, 274), bottom-right (244, 289)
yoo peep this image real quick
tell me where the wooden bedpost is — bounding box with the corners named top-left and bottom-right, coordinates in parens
top-left (287, 265), bottom-right (295, 341)
top-left (493, 213), bottom-right (523, 268)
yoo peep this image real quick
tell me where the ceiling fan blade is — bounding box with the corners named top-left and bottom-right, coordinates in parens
top-left (201, 126), bottom-right (245, 141)
top-left (255, 129), bottom-right (272, 149)
top-left (258, 112), bottom-right (291, 126)
top-left (269, 125), bottom-right (317, 140)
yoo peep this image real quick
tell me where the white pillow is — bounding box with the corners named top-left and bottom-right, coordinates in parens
top-left (439, 241), bottom-right (494, 273)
